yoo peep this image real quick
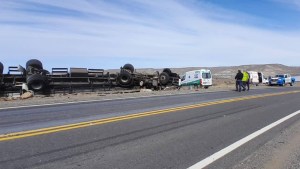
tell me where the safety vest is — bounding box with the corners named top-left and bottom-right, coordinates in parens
top-left (242, 72), bottom-right (249, 82)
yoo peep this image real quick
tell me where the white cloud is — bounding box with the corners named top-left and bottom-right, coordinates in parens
top-left (0, 0), bottom-right (299, 71)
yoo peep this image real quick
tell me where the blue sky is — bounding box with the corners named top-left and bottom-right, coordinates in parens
top-left (1, 0), bottom-right (300, 71)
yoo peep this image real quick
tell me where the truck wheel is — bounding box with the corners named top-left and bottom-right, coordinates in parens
top-left (117, 71), bottom-right (133, 86)
top-left (123, 64), bottom-right (134, 73)
top-left (27, 74), bottom-right (47, 91)
top-left (0, 62), bottom-right (3, 75)
top-left (290, 82), bottom-right (293, 86)
top-left (159, 72), bottom-right (170, 85)
top-left (162, 68), bottom-right (172, 75)
top-left (204, 86), bottom-right (209, 89)
top-left (26, 59), bottom-right (43, 70)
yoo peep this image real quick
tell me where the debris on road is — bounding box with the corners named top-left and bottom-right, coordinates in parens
top-left (21, 91), bottom-right (33, 100)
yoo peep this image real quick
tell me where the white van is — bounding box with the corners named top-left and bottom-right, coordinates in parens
top-left (179, 69), bottom-right (212, 88)
top-left (247, 71), bottom-right (268, 85)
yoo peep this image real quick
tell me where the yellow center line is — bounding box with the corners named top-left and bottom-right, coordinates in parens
top-left (0, 90), bottom-right (299, 142)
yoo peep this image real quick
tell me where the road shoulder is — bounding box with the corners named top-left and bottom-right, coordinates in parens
top-left (233, 116), bottom-right (300, 169)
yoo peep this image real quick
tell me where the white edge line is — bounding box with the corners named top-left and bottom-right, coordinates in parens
top-left (188, 110), bottom-right (300, 169)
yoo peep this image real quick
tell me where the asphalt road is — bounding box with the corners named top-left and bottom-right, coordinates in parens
top-left (0, 87), bottom-right (300, 169)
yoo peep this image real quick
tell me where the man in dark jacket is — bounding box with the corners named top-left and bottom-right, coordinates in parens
top-left (235, 70), bottom-right (243, 92)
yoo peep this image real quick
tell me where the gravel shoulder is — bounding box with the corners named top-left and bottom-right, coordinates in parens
top-left (0, 84), bottom-right (238, 108)
top-left (2, 79), bottom-right (297, 109)
top-left (0, 83), bottom-right (295, 108)
top-left (233, 117), bottom-right (300, 169)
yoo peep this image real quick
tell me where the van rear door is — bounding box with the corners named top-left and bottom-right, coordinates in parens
top-left (201, 71), bottom-right (212, 86)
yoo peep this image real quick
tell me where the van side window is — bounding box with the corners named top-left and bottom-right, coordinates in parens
top-left (202, 73), bottom-right (211, 79)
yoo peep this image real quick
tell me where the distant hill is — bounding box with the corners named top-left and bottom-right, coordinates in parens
top-left (132, 64), bottom-right (300, 77)
top-left (105, 64), bottom-right (300, 86)
top-left (107, 64), bottom-right (300, 79)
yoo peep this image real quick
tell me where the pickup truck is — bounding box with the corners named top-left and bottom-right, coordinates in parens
top-left (269, 74), bottom-right (295, 86)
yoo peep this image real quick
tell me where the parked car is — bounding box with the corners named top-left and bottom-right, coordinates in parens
top-left (269, 74), bottom-right (295, 86)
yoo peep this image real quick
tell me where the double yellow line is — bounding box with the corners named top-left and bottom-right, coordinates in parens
top-left (0, 90), bottom-right (299, 142)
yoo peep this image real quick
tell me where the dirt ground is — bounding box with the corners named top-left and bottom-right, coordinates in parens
top-left (0, 86), bottom-right (229, 108)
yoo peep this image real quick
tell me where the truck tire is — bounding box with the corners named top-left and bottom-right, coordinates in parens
top-left (27, 74), bottom-right (47, 91)
top-left (117, 71), bottom-right (133, 86)
top-left (159, 72), bottom-right (170, 85)
top-left (123, 64), bottom-right (134, 73)
top-left (26, 59), bottom-right (43, 70)
top-left (162, 68), bottom-right (172, 75)
top-left (290, 82), bottom-right (293, 86)
top-left (0, 62), bottom-right (3, 75)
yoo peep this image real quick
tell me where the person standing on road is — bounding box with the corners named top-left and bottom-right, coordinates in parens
top-left (235, 70), bottom-right (243, 92)
top-left (242, 71), bottom-right (250, 91)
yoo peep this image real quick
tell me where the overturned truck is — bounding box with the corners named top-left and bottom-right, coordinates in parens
top-left (117, 65), bottom-right (179, 89)
top-left (0, 59), bottom-right (180, 95)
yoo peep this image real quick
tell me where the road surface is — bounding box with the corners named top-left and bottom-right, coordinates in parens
top-left (1, 87), bottom-right (300, 169)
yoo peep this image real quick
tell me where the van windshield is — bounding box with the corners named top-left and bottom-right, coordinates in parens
top-left (202, 73), bottom-right (211, 79)
top-left (181, 75), bottom-right (186, 81)
top-left (275, 75), bottom-right (284, 78)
